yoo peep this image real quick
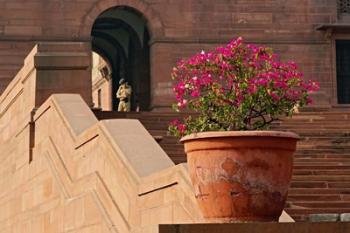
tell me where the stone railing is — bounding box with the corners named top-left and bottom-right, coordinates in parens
top-left (30, 94), bottom-right (205, 232)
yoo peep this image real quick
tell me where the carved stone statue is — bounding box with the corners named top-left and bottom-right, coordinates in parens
top-left (116, 78), bottom-right (132, 112)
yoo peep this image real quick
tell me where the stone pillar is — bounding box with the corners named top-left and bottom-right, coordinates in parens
top-left (28, 42), bottom-right (92, 108)
top-left (0, 42), bottom-right (92, 143)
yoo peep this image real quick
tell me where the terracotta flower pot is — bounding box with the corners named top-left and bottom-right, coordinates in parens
top-left (181, 131), bottom-right (299, 222)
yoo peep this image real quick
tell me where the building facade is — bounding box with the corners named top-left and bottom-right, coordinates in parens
top-left (0, 0), bottom-right (349, 111)
top-left (1, 1), bottom-right (350, 231)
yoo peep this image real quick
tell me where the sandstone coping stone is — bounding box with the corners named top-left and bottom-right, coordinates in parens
top-left (52, 94), bottom-right (98, 137)
top-left (100, 119), bottom-right (174, 178)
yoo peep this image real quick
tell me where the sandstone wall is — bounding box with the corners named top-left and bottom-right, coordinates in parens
top-left (91, 52), bottom-right (113, 111)
top-left (0, 0), bottom-right (344, 108)
top-left (0, 43), bottom-right (201, 233)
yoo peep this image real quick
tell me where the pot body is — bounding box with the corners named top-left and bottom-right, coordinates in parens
top-left (181, 131), bottom-right (299, 222)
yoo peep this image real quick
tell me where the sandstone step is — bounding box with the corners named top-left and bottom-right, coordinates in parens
top-left (285, 129), bottom-right (350, 134)
top-left (294, 131), bottom-right (350, 137)
top-left (297, 146), bottom-right (350, 151)
top-left (295, 155), bottom-right (350, 160)
top-left (298, 137), bottom-right (350, 144)
top-left (287, 201), bottom-right (350, 208)
top-left (275, 125), bottom-right (350, 130)
top-left (292, 176), bottom-right (350, 182)
top-left (284, 208), bottom-right (350, 215)
top-left (285, 209), bottom-right (350, 222)
top-left (294, 158), bottom-right (350, 162)
top-left (293, 164), bottom-right (350, 170)
top-left (294, 153), bottom-right (350, 159)
top-left (328, 182), bottom-right (350, 188)
top-left (293, 170), bottom-right (350, 176)
top-left (290, 181), bottom-right (328, 188)
top-left (295, 148), bottom-right (350, 155)
top-left (287, 194), bottom-right (343, 202)
top-left (288, 188), bottom-right (350, 195)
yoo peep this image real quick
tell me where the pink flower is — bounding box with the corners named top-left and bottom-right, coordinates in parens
top-left (275, 81), bottom-right (288, 89)
top-left (191, 90), bottom-right (200, 97)
top-left (177, 124), bottom-right (186, 134)
top-left (288, 61), bottom-right (298, 70)
top-left (170, 119), bottom-right (180, 126)
top-left (169, 36), bottom-right (320, 136)
top-left (270, 92), bottom-right (280, 101)
top-left (248, 85), bottom-right (258, 94)
top-left (177, 82), bottom-right (185, 90)
top-left (306, 97), bottom-right (313, 105)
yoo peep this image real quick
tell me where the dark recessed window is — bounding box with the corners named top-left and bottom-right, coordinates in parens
top-left (336, 40), bottom-right (350, 104)
top-left (338, 0), bottom-right (350, 14)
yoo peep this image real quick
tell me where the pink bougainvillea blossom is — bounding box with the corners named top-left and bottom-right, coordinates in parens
top-left (168, 37), bottom-right (319, 137)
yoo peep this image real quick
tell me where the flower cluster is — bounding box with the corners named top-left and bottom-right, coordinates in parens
top-left (169, 37), bottom-right (319, 137)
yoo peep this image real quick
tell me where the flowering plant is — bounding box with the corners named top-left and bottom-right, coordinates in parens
top-left (169, 37), bottom-right (319, 137)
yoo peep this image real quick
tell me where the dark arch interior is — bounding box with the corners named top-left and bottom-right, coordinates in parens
top-left (91, 6), bottom-right (151, 111)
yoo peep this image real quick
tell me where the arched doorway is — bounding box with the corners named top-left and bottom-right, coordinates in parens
top-left (91, 6), bottom-right (151, 111)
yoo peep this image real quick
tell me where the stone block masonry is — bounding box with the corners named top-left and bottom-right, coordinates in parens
top-left (0, 0), bottom-right (345, 108)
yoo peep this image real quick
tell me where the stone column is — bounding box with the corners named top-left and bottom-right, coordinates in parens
top-left (30, 42), bottom-right (92, 108)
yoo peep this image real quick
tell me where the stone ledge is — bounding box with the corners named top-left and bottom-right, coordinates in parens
top-left (159, 222), bottom-right (350, 233)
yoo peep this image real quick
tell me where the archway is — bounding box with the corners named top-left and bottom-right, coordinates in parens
top-left (91, 6), bottom-right (151, 111)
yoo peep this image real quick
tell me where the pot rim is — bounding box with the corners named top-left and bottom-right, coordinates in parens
top-left (180, 130), bottom-right (300, 143)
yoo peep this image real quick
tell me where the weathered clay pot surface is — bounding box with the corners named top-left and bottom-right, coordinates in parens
top-left (181, 131), bottom-right (299, 222)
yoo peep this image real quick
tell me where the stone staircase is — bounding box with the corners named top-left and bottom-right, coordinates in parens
top-left (94, 110), bottom-right (350, 222)
top-left (272, 111), bottom-right (350, 221)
